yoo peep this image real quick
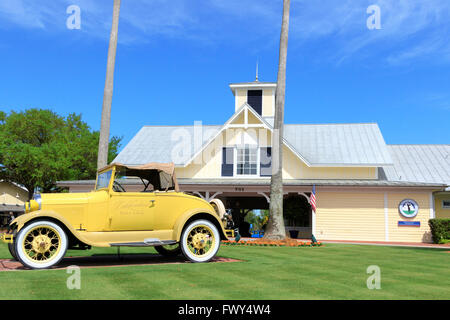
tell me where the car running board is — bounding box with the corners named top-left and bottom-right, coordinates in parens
top-left (110, 239), bottom-right (177, 247)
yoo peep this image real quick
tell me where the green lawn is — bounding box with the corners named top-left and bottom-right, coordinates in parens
top-left (0, 243), bottom-right (448, 299)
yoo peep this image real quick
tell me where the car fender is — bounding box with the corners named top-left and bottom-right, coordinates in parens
top-left (172, 208), bottom-right (227, 241)
top-left (10, 210), bottom-right (92, 246)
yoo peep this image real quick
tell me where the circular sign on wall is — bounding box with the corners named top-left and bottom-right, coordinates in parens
top-left (398, 199), bottom-right (419, 218)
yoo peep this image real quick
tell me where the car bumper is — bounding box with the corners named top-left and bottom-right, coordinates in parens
top-left (0, 233), bottom-right (14, 244)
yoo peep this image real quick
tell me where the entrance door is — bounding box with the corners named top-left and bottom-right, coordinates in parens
top-left (108, 192), bottom-right (156, 231)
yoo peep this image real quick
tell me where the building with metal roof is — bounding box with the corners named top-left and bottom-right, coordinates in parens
top-left (58, 80), bottom-right (450, 243)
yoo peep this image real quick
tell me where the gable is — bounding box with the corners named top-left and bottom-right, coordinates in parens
top-left (114, 106), bottom-right (393, 169)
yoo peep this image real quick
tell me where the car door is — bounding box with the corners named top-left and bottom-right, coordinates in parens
top-left (108, 191), bottom-right (156, 231)
top-left (153, 191), bottom-right (186, 230)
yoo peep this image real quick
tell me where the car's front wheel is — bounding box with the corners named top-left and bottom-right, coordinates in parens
top-left (180, 219), bottom-right (220, 263)
top-left (15, 220), bottom-right (68, 269)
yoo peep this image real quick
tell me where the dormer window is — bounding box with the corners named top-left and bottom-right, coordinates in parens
top-left (247, 90), bottom-right (262, 115)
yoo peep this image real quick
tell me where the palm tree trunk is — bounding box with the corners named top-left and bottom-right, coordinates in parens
top-left (264, 0), bottom-right (290, 240)
top-left (97, 0), bottom-right (121, 170)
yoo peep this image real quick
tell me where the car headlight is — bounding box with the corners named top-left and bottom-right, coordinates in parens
top-left (26, 194), bottom-right (42, 212)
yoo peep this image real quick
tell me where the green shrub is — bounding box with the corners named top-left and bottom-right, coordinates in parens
top-left (428, 219), bottom-right (450, 244)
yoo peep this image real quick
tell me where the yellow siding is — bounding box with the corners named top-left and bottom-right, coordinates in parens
top-left (235, 89), bottom-right (247, 111)
top-left (262, 89), bottom-right (274, 117)
top-left (434, 193), bottom-right (450, 219)
top-left (235, 88), bottom-right (274, 117)
top-left (177, 127), bottom-right (378, 180)
top-left (0, 182), bottom-right (28, 205)
top-left (283, 146), bottom-right (377, 179)
top-left (387, 192), bottom-right (432, 243)
top-left (315, 191), bottom-right (385, 241)
top-left (315, 190), bottom-right (433, 243)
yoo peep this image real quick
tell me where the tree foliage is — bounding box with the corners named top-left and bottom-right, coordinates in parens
top-left (0, 108), bottom-right (121, 199)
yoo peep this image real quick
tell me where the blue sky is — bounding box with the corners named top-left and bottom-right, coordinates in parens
top-left (0, 0), bottom-right (449, 151)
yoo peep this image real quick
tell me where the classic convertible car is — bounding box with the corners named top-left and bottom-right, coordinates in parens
top-left (0, 163), bottom-right (229, 269)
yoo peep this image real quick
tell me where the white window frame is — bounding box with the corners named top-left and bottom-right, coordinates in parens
top-left (234, 144), bottom-right (260, 177)
top-left (442, 200), bottom-right (450, 209)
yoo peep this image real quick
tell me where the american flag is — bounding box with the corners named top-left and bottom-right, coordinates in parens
top-left (310, 185), bottom-right (317, 212)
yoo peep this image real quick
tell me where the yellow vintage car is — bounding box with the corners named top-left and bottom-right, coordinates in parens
top-left (0, 162), bottom-right (228, 269)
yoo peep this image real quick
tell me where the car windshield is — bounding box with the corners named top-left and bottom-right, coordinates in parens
top-left (112, 168), bottom-right (175, 192)
top-left (95, 170), bottom-right (112, 190)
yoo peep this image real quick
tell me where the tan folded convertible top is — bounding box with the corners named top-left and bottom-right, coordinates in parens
top-left (100, 162), bottom-right (175, 175)
top-left (99, 162), bottom-right (179, 191)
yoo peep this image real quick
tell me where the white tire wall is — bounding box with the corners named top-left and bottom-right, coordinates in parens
top-left (181, 219), bottom-right (220, 263)
top-left (15, 220), bottom-right (68, 269)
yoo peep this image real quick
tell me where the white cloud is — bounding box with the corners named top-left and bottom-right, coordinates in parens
top-left (0, 0), bottom-right (449, 63)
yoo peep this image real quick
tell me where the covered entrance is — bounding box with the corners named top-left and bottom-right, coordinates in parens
top-left (181, 182), bottom-right (313, 239)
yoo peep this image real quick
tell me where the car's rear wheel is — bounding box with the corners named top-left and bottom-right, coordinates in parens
top-left (15, 220), bottom-right (68, 269)
top-left (180, 219), bottom-right (220, 263)
top-left (154, 243), bottom-right (181, 257)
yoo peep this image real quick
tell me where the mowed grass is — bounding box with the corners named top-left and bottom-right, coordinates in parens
top-left (0, 243), bottom-right (448, 300)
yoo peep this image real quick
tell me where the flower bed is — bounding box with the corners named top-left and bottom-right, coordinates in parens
top-left (221, 239), bottom-right (322, 247)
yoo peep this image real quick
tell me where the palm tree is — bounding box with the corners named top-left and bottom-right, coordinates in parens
top-left (97, 0), bottom-right (121, 170)
top-left (264, 0), bottom-right (290, 240)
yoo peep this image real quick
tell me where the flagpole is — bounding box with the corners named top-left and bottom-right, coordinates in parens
top-left (311, 185), bottom-right (317, 243)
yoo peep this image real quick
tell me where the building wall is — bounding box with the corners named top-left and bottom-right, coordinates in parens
top-left (315, 190), bottom-right (385, 241)
top-left (434, 192), bottom-right (450, 219)
top-left (316, 189), bottom-right (433, 243)
top-left (0, 182), bottom-right (28, 205)
top-left (176, 127), bottom-right (378, 180)
top-left (235, 89), bottom-right (247, 111)
top-left (262, 89), bottom-right (274, 117)
top-left (234, 88), bottom-right (274, 117)
top-left (387, 192), bottom-right (432, 242)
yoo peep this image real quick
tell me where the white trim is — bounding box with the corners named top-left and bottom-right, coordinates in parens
top-left (258, 192), bottom-right (270, 203)
top-left (227, 124), bottom-right (266, 128)
top-left (298, 192), bottom-right (310, 202)
top-left (272, 88), bottom-right (275, 117)
top-left (244, 108), bottom-right (248, 128)
top-left (443, 200), bottom-right (450, 209)
top-left (430, 192), bottom-right (435, 218)
top-left (181, 102), bottom-right (341, 169)
top-left (192, 191), bottom-right (222, 201)
top-left (234, 145), bottom-right (260, 177)
top-left (384, 192), bottom-right (389, 241)
top-left (311, 209), bottom-right (316, 237)
top-left (208, 191), bottom-right (222, 201)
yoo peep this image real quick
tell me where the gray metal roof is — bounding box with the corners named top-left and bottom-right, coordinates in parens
top-left (383, 145), bottom-right (450, 190)
top-left (57, 178), bottom-right (445, 189)
top-left (113, 125), bottom-right (221, 166)
top-left (284, 123), bottom-right (392, 166)
top-left (178, 178), bottom-right (445, 188)
top-left (114, 122), bottom-right (393, 167)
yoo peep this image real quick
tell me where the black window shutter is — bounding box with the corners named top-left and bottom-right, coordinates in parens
top-left (260, 147), bottom-right (272, 177)
top-left (221, 147), bottom-right (234, 177)
top-left (247, 90), bottom-right (262, 115)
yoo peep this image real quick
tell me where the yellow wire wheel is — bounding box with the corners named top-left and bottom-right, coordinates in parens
top-left (15, 220), bottom-right (68, 269)
top-left (181, 219), bottom-right (220, 263)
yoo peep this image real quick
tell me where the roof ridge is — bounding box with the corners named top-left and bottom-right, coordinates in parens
top-left (284, 122), bottom-right (378, 126)
top-left (388, 144), bottom-right (450, 146)
top-left (143, 124), bottom-right (222, 127)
